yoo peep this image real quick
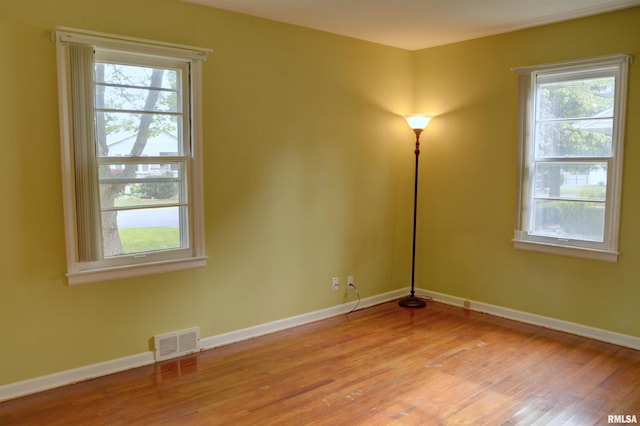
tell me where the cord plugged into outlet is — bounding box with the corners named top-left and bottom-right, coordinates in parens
top-left (346, 276), bottom-right (360, 315)
top-left (347, 275), bottom-right (355, 289)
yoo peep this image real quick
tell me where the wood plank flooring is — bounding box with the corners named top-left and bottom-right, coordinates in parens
top-left (1, 301), bottom-right (638, 425)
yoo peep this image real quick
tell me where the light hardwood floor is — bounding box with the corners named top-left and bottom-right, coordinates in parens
top-left (1, 301), bottom-right (638, 425)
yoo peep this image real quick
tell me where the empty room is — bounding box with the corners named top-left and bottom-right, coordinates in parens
top-left (1, 0), bottom-right (639, 424)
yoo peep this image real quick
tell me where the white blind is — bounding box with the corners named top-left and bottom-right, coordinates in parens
top-left (69, 43), bottom-right (102, 262)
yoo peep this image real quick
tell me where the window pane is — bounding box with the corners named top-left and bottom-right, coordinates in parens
top-left (96, 62), bottom-right (179, 91)
top-left (532, 199), bottom-right (605, 242)
top-left (537, 77), bottom-right (614, 120)
top-left (101, 181), bottom-right (182, 207)
top-left (534, 162), bottom-right (607, 200)
top-left (96, 112), bottom-right (181, 157)
top-left (99, 85), bottom-right (179, 112)
top-left (102, 206), bottom-right (187, 256)
top-left (534, 121), bottom-right (612, 157)
top-left (99, 163), bottom-right (184, 207)
top-left (98, 162), bottom-right (184, 180)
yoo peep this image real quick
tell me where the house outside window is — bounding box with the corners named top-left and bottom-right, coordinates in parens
top-left (513, 54), bottom-right (632, 262)
top-left (54, 28), bottom-right (211, 284)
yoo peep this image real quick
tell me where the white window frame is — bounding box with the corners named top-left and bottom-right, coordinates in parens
top-left (513, 54), bottom-right (632, 263)
top-left (54, 28), bottom-right (211, 284)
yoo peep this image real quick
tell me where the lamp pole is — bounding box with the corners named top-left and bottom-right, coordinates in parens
top-left (399, 115), bottom-right (431, 308)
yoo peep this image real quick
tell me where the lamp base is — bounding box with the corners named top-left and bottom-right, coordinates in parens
top-left (398, 295), bottom-right (427, 308)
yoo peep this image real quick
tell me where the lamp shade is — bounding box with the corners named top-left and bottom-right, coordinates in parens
top-left (404, 114), bottom-right (431, 130)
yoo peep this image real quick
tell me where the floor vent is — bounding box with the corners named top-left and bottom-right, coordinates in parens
top-left (154, 327), bottom-right (200, 362)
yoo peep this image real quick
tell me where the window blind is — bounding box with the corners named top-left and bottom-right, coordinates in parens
top-left (69, 42), bottom-right (102, 262)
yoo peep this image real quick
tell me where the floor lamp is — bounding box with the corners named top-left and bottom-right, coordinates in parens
top-left (398, 114), bottom-right (432, 308)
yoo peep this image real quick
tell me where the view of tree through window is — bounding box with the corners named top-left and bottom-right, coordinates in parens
top-left (95, 59), bottom-right (187, 257)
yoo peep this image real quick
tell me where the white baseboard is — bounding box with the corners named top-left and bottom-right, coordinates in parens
top-left (199, 288), bottom-right (407, 350)
top-left (416, 288), bottom-right (640, 350)
top-left (3, 287), bottom-right (637, 403)
top-left (0, 352), bottom-right (154, 403)
top-left (0, 289), bottom-right (404, 403)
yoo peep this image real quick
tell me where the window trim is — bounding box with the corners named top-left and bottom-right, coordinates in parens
top-left (54, 28), bottom-right (211, 285)
top-left (512, 54), bottom-right (632, 262)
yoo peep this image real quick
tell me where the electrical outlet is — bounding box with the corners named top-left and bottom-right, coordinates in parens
top-left (347, 275), bottom-right (355, 289)
top-left (332, 276), bottom-right (339, 291)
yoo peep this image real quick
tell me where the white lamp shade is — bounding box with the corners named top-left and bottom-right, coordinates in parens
top-left (404, 115), bottom-right (431, 130)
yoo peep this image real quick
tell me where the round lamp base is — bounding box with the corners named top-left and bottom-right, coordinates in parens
top-left (398, 295), bottom-right (427, 308)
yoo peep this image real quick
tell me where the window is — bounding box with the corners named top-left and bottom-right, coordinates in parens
top-left (513, 55), bottom-right (632, 262)
top-left (54, 28), bottom-right (211, 284)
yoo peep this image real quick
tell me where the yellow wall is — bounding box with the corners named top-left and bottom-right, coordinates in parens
top-left (0, 0), bottom-right (414, 385)
top-left (1, 0), bottom-right (639, 388)
top-left (413, 8), bottom-right (640, 337)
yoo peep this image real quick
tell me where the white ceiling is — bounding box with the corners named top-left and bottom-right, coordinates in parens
top-left (183, 0), bottom-right (640, 50)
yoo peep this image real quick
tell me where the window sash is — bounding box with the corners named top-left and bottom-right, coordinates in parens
top-left (94, 52), bottom-right (191, 159)
top-left (528, 68), bottom-right (615, 245)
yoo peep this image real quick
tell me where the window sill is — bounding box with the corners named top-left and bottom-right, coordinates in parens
top-left (66, 256), bottom-right (208, 285)
top-left (512, 239), bottom-right (618, 263)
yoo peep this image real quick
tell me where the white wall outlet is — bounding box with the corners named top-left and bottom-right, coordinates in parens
top-left (332, 276), bottom-right (339, 291)
top-left (347, 275), bottom-right (354, 289)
